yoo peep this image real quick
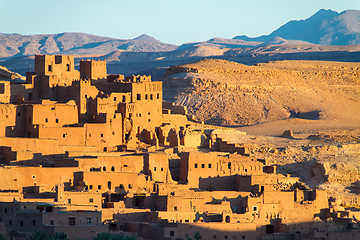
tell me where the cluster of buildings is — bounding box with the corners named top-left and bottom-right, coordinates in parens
top-left (0, 55), bottom-right (359, 240)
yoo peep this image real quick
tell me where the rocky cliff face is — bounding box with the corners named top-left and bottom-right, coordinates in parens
top-left (162, 59), bottom-right (360, 126)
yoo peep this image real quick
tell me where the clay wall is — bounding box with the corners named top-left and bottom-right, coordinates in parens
top-left (0, 137), bottom-right (61, 162)
top-left (147, 221), bottom-right (256, 240)
top-left (56, 191), bottom-right (102, 211)
top-left (34, 55), bottom-right (79, 79)
top-left (0, 166), bottom-right (76, 193)
top-left (75, 155), bottom-right (144, 173)
top-left (0, 81), bottom-right (10, 103)
top-left (26, 101), bottom-right (78, 129)
top-left (144, 153), bottom-right (171, 183)
top-left (179, 151), bottom-right (263, 188)
top-left (0, 104), bottom-right (25, 137)
top-left (74, 171), bottom-right (150, 194)
top-left (80, 60), bottom-right (107, 80)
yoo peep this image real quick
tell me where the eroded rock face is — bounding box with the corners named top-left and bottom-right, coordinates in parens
top-left (162, 59), bottom-right (360, 126)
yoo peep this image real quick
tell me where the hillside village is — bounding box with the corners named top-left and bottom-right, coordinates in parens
top-left (0, 55), bottom-right (360, 240)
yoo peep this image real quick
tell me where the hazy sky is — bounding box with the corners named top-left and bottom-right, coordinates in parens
top-left (1, 0), bottom-right (359, 45)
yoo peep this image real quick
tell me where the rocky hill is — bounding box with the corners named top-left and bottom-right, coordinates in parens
top-left (0, 65), bottom-right (25, 80)
top-left (162, 59), bottom-right (360, 128)
top-left (0, 32), bottom-right (178, 59)
top-left (234, 9), bottom-right (360, 45)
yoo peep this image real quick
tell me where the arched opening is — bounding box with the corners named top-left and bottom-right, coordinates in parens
top-left (107, 181), bottom-right (112, 190)
top-left (66, 64), bottom-right (70, 71)
top-left (225, 216), bottom-right (230, 223)
top-left (103, 166), bottom-right (106, 171)
top-left (111, 166), bottom-right (115, 172)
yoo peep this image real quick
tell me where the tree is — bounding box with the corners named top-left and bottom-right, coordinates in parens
top-left (93, 232), bottom-right (137, 240)
top-left (28, 231), bottom-right (68, 240)
top-left (193, 231), bottom-right (201, 240)
top-left (28, 231), bottom-right (49, 240)
top-left (0, 233), bottom-right (7, 240)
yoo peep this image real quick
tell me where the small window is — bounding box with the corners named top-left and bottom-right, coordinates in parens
top-left (150, 94), bottom-right (153, 100)
top-left (194, 163), bottom-right (198, 168)
top-left (129, 113), bottom-right (132, 118)
top-left (50, 220), bottom-right (54, 225)
top-left (119, 184), bottom-right (124, 189)
top-left (253, 206), bottom-right (257, 211)
top-left (101, 133), bottom-right (104, 137)
top-left (20, 221), bottom-right (23, 227)
top-left (157, 93), bottom-right (159, 99)
top-left (45, 118), bottom-right (48, 123)
top-left (111, 166), bottom-right (115, 171)
top-left (32, 220), bottom-right (36, 226)
top-left (63, 134), bottom-right (66, 138)
top-left (87, 218), bottom-right (92, 225)
top-left (17, 112), bottom-right (20, 116)
top-left (32, 175), bottom-right (36, 179)
top-left (161, 168), bottom-right (164, 171)
top-left (174, 206), bottom-right (177, 211)
top-left (89, 198), bottom-right (93, 203)
top-left (201, 164), bottom-right (205, 168)
top-left (89, 185), bottom-right (93, 189)
top-left (68, 199), bottom-right (71, 204)
top-left (103, 166), bottom-right (106, 171)
top-left (98, 185), bottom-right (102, 190)
top-left (128, 184), bottom-right (133, 189)
top-left (48, 65), bottom-right (52, 72)
top-left (145, 94), bottom-right (148, 100)
top-left (185, 219), bottom-right (189, 223)
top-left (154, 167), bottom-right (157, 171)
top-left (137, 94), bottom-right (141, 100)
top-left (66, 64), bottom-right (70, 71)
top-left (170, 231), bottom-right (174, 237)
top-left (56, 118), bottom-right (59, 123)
top-left (69, 218), bottom-right (75, 226)
top-left (122, 96), bottom-right (126, 102)
top-left (208, 164), bottom-right (212, 168)
top-left (112, 131), bottom-right (115, 135)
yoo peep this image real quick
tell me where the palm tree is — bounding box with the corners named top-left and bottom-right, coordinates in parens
top-left (193, 231), bottom-right (201, 240)
top-left (93, 232), bottom-right (137, 240)
top-left (28, 231), bottom-right (49, 240)
top-left (50, 232), bottom-right (68, 240)
top-left (0, 233), bottom-right (7, 240)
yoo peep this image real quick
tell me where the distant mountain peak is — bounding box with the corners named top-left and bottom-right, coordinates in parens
top-left (233, 9), bottom-right (360, 45)
top-left (133, 34), bottom-right (160, 42)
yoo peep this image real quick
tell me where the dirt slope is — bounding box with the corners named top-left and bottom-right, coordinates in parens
top-left (162, 59), bottom-right (360, 131)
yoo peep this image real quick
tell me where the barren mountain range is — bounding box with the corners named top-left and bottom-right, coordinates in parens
top-left (0, 9), bottom-right (359, 78)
